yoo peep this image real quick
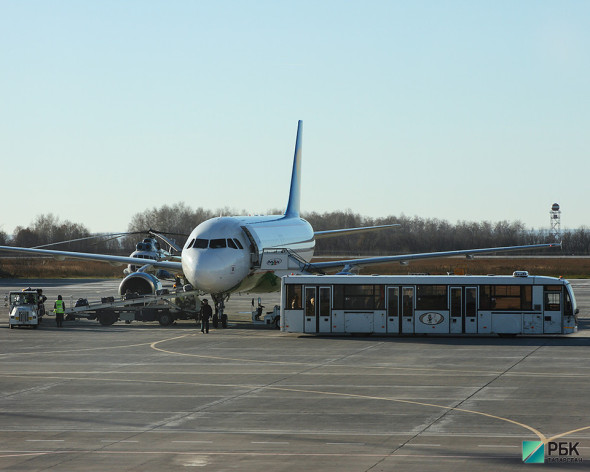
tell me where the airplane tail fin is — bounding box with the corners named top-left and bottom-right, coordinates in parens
top-left (285, 120), bottom-right (303, 218)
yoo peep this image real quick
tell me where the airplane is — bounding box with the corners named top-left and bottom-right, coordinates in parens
top-left (0, 120), bottom-right (560, 326)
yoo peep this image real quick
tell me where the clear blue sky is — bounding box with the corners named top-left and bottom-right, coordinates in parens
top-left (1, 1), bottom-right (588, 234)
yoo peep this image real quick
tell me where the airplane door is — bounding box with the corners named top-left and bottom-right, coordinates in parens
top-left (304, 286), bottom-right (317, 333)
top-left (401, 286), bottom-right (414, 334)
top-left (318, 286), bottom-right (332, 333)
top-left (386, 286), bottom-right (400, 333)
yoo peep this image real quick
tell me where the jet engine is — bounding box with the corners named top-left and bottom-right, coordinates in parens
top-left (118, 272), bottom-right (163, 296)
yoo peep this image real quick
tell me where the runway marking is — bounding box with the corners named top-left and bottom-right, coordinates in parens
top-left (251, 441), bottom-right (289, 444)
top-left (26, 440), bottom-right (64, 442)
top-left (0, 371), bottom-right (552, 444)
top-left (172, 441), bottom-right (213, 444)
top-left (477, 445), bottom-right (518, 448)
top-left (147, 337), bottom-right (590, 378)
top-left (100, 440), bottom-right (138, 443)
top-left (3, 331), bottom-right (590, 458)
top-left (0, 333), bottom-right (196, 358)
top-left (325, 442), bottom-right (365, 446)
top-left (0, 449), bottom-right (503, 459)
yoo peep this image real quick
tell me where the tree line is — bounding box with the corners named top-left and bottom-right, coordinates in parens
top-left (2, 205), bottom-right (589, 256)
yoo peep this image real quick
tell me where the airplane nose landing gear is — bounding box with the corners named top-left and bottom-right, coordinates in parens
top-left (211, 295), bottom-right (228, 328)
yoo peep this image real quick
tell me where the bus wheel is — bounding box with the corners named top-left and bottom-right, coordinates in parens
top-left (158, 312), bottom-right (174, 326)
top-left (274, 317), bottom-right (280, 330)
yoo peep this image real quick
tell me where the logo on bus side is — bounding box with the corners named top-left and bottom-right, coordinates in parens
top-left (419, 312), bottom-right (444, 325)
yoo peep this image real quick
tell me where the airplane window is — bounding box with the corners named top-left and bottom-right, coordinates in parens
top-left (210, 239), bottom-right (227, 249)
top-left (194, 239), bottom-right (208, 249)
top-left (233, 239), bottom-right (244, 249)
top-left (227, 239), bottom-right (237, 249)
top-left (186, 238), bottom-right (195, 249)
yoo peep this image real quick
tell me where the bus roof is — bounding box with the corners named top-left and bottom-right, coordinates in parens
top-left (282, 273), bottom-right (567, 285)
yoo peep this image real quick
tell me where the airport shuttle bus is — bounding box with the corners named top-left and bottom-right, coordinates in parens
top-left (280, 272), bottom-right (578, 336)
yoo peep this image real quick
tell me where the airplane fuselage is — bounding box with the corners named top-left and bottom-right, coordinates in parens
top-left (181, 214), bottom-right (315, 295)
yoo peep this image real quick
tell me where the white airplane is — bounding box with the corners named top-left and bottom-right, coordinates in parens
top-left (0, 120), bottom-right (560, 324)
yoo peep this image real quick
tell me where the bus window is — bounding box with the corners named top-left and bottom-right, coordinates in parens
top-left (319, 287), bottom-right (331, 317)
top-left (305, 287), bottom-right (316, 318)
top-left (416, 285), bottom-right (448, 310)
top-left (565, 290), bottom-right (574, 316)
top-left (480, 285), bottom-right (531, 311)
top-left (450, 288), bottom-right (462, 317)
top-left (402, 288), bottom-right (414, 317)
top-left (286, 284), bottom-right (302, 310)
top-left (333, 285), bottom-right (382, 310)
top-left (465, 288), bottom-right (477, 317)
top-left (544, 292), bottom-right (561, 311)
top-left (387, 287), bottom-right (399, 317)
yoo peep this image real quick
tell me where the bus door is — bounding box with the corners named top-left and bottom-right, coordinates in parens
top-left (386, 286), bottom-right (400, 333)
top-left (318, 286), bottom-right (332, 333)
top-left (304, 286), bottom-right (317, 333)
top-left (543, 287), bottom-right (562, 334)
top-left (401, 286), bottom-right (414, 334)
top-left (464, 287), bottom-right (478, 334)
top-left (449, 287), bottom-right (462, 334)
top-left (450, 287), bottom-right (478, 334)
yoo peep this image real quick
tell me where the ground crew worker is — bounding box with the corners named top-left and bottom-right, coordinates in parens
top-left (200, 299), bottom-right (212, 333)
top-left (54, 295), bottom-right (65, 328)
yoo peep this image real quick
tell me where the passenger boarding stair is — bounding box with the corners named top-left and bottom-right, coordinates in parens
top-left (258, 248), bottom-right (319, 275)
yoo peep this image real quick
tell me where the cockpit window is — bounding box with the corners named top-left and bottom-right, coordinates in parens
top-left (194, 239), bottom-right (208, 249)
top-left (233, 238), bottom-right (244, 249)
top-left (210, 239), bottom-right (227, 249)
top-left (227, 238), bottom-right (237, 249)
top-left (186, 238), bottom-right (195, 249)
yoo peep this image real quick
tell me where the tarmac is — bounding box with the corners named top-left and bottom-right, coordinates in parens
top-left (1, 278), bottom-right (589, 471)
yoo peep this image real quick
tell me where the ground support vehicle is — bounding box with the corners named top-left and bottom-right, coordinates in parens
top-left (6, 290), bottom-right (43, 329)
top-left (281, 272), bottom-right (578, 336)
top-left (62, 289), bottom-right (201, 326)
top-left (251, 298), bottom-right (281, 329)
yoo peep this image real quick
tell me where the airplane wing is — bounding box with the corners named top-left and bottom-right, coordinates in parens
top-left (308, 242), bottom-right (561, 273)
top-left (314, 224), bottom-right (399, 239)
top-left (0, 245), bottom-right (183, 271)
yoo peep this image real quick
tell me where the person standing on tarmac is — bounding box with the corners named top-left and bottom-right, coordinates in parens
top-left (54, 295), bottom-right (65, 328)
top-left (200, 299), bottom-right (212, 333)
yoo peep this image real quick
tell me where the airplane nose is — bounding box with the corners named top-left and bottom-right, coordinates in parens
top-left (182, 249), bottom-right (247, 294)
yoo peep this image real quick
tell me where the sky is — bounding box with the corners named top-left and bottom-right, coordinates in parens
top-left (1, 0), bottom-right (589, 234)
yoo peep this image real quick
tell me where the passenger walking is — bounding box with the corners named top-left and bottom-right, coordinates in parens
top-left (54, 295), bottom-right (65, 328)
top-left (200, 299), bottom-right (212, 333)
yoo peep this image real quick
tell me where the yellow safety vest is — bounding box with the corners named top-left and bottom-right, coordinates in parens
top-left (55, 300), bottom-right (65, 314)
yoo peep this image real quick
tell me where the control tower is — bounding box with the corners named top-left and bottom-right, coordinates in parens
top-left (550, 203), bottom-right (561, 241)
